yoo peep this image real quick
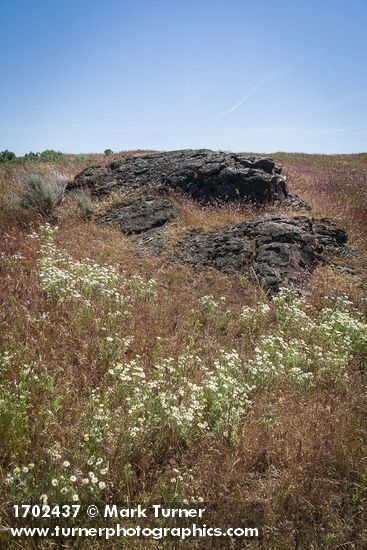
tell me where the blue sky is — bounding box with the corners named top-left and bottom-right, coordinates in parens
top-left (1, 0), bottom-right (367, 154)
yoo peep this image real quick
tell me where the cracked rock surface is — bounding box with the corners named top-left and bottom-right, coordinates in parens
top-left (96, 198), bottom-right (178, 235)
top-left (69, 150), bottom-right (350, 292)
top-left (180, 215), bottom-right (348, 292)
top-left (68, 149), bottom-right (288, 204)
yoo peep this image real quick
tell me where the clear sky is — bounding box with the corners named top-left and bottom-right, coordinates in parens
top-left (1, 0), bottom-right (367, 154)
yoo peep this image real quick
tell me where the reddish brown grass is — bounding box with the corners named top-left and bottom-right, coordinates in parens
top-left (0, 152), bottom-right (366, 549)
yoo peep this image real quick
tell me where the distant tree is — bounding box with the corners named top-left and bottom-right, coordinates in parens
top-left (23, 151), bottom-right (40, 160)
top-left (0, 150), bottom-right (16, 163)
top-left (104, 149), bottom-right (113, 156)
top-left (39, 150), bottom-right (64, 161)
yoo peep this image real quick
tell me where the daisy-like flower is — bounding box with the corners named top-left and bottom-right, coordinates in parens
top-left (22, 467), bottom-right (29, 473)
top-left (98, 481), bottom-right (106, 490)
top-left (63, 461), bottom-right (70, 468)
top-left (70, 475), bottom-right (77, 483)
top-left (51, 479), bottom-right (58, 486)
top-left (95, 458), bottom-right (103, 466)
top-left (28, 463), bottom-right (35, 469)
top-left (13, 467), bottom-right (20, 474)
top-left (82, 478), bottom-right (89, 485)
top-left (72, 494), bottom-right (79, 502)
top-left (100, 468), bottom-right (108, 475)
top-left (60, 487), bottom-right (68, 494)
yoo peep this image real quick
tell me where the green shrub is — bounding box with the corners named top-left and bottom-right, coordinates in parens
top-left (18, 172), bottom-right (67, 216)
top-left (104, 149), bottom-right (113, 156)
top-left (72, 154), bottom-right (93, 163)
top-left (0, 150), bottom-right (16, 163)
top-left (39, 149), bottom-right (65, 161)
top-left (23, 151), bottom-right (40, 160)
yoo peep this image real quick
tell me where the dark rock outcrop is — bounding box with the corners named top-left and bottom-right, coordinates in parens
top-left (96, 198), bottom-right (178, 235)
top-left (69, 149), bottom-right (288, 204)
top-left (69, 150), bottom-right (349, 292)
top-left (180, 215), bottom-right (348, 292)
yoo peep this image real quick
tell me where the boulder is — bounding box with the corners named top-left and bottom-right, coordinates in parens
top-left (68, 149), bottom-right (288, 204)
top-left (96, 198), bottom-right (178, 235)
top-left (68, 150), bottom-right (350, 292)
top-left (180, 229), bottom-right (254, 272)
top-left (180, 215), bottom-right (348, 292)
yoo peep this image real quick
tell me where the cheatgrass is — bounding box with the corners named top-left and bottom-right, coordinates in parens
top-left (1, 152), bottom-right (367, 548)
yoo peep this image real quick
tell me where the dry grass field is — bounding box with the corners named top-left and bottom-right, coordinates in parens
top-left (0, 152), bottom-right (366, 549)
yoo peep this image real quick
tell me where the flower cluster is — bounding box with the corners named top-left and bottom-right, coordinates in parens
top-left (245, 288), bottom-right (367, 385)
top-left (35, 224), bottom-right (156, 307)
top-left (128, 274), bottom-right (157, 298)
top-left (199, 295), bottom-right (226, 315)
top-left (0, 252), bottom-right (25, 262)
top-left (105, 349), bottom-right (253, 443)
top-left (240, 302), bottom-right (271, 334)
top-left (5, 462), bottom-right (36, 487)
top-left (0, 352), bottom-right (38, 450)
top-left (105, 291), bottom-right (366, 447)
top-left (81, 390), bottom-right (113, 447)
top-left (203, 351), bottom-right (255, 437)
top-left (247, 334), bottom-right (315, 385)
top-left (167, 468), bottom-right (204, 504)
top-left (5, 444), bottom-right (109, 504)
top-left (107, 352), bottom-right (207, 440)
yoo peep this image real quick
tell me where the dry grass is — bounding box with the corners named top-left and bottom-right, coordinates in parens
top-left (0, 153), bottom-right (366, 549)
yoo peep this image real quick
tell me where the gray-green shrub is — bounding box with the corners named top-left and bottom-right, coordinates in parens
top-left (18, 171), bottom-right (67, 216)
top-left (73, 190), bottom-right (95, 219)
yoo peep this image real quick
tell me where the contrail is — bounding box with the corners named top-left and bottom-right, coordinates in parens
top-left (185, 70), bottom-right (287, 132)
top-left (293, 90), bottom-right (367, 121)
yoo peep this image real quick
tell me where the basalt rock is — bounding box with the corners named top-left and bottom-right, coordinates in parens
top-left (96, 198), bottom-right (178, 235)
top-left (69, 149), bottom-right (288, 204)
top-left (180, 215), bottom-right (348, 293)
top-left (91, 200), bottom-right (348, 292)
top-left (69, 150), bottom-right (347, 292)
top-left (95, 197), bottom-right (178, 255)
